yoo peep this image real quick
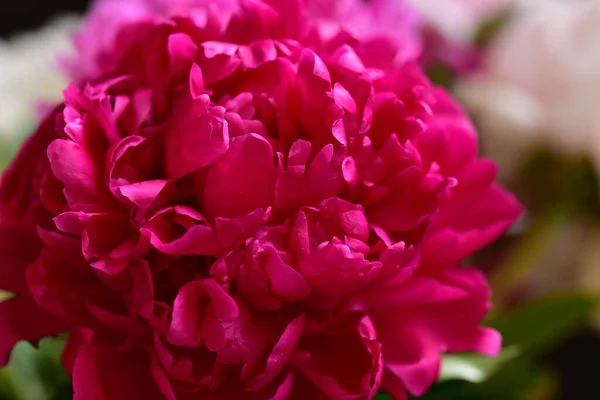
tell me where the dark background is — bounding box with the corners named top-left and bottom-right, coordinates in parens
top-left (1, 1), bottom-right (599, 399)
top-left (0, 0), bottom-right (91, 38)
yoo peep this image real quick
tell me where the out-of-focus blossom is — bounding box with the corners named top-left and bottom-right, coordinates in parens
top-left (406, 0), bottom-right (511, 43)
top-left (458, 0), bottom-right (600, 179)
top-left (407, 0), bottom-right (513, 72)
top-left (0, 17), bottom-right (78, 138)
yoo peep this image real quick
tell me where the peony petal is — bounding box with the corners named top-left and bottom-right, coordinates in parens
top-left (214, 207), bottom-right (271, 249)
top-left (361, 275), bottom-right (470, 310)
top-left (238, 40), bottom-right (278, 68)
top-left (296, 315), bottom-right (383, 399)
top-left (142, 206), bottom-right (222, 256)
top-left (166, 94), bottom-right (230, 180)
top-left (0, 227), bottom-right (67, 365)
top-left (246, 314), bottom-right (306, 390)
top-left (204, 133), bottom-right (276, 219)
top-left (48, 139), bottom-right (102, 211)
top-left (370, 268), bottom-right (500, 396)
top-left (168, 279), bottom-right (238, 349)
top-left (168, 32), bottom-right (198, 71)
top-left (118, 180), bottom-right (170, 213)
top-left (190, 63), bottom-right (206, 99)
top-left (197, 41), bottom-right (241, 85)
top-left (73, 342), bottom-right (166, 400)
top-left (263, 247), bottom-right (311, 303)
top-left (367, 179), bottom-right (439, 234)
top-left (299, 242), bottom-right (380, 298)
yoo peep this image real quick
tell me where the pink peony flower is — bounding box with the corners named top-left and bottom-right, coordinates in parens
top-left (0, 1), bottom-right (522, 399)
top-left (68, 0), bottom-right (503, 83)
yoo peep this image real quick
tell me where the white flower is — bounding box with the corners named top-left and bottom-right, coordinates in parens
top-left (0, 16), bottom-right (80, 138)
top-left (405, 0), bottom-right (512, 43)
top-left (457, 0), bottom-right (600, 177)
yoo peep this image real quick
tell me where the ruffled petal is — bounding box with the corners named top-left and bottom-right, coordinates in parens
top-left (0, 227), bottom-right (67, 365)
top-left (73, 343), bottom-right (167, 400)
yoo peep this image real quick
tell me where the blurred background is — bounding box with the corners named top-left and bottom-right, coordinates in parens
top-left (1, 0), bottom-right (599, 399)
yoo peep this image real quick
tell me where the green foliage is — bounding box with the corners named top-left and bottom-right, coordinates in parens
top-left (517, 150), bottom-right (600, 217)
top-left (438, 346), bottom-right (520, 384)
top-left (0, 291), bottom-right (13, 303)
top-left (427, 63), bottom-right (456, 89)
top-left (0, 338), bottom-right (72, 400)
top-left (0, 136), bottom-right (25, 171)
top-left (473, 8), bottom-right (514, 47)
top-left (489, 294), bottom-right (597, 352)
top-left (487, 209), bottom-right (569, 311)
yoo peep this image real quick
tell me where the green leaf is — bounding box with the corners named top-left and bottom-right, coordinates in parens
top-left (374, 392), bottom-right (393, 400)
top-left (489, 294), bottom-right (597, 352)
top-left (0, 337), bottom-right (71, 400)
top-left (488, 209), bottom-right (569, 311)
top-left (427, 63), bottom-right (456, 88)
top-left (418, 355), bottom-right (540, 400)
top-left (438, 346), bottom-right (520, 384)
top-left (473, 8), bottom-right (513, 47)
top-left (0, 291), bottom-right (13, 303)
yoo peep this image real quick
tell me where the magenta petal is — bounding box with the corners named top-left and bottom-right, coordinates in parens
top-left (361, 276), bottom-right (470, 309)
top-left (166, 94), bottom-right (230, 180)
top-left (72, 343), bottom-right (166, 400)
top-left (118, 180), bottom-right (170, 212)
top-left (197, 41), bottom-right (241, 85)
top-left (168, 32), bottom-right (198, 71)
top-left (204, 133), bottom-right (276, 219)
top-left (305, 145), bottom-right (344, 206)
top-left (263, 247), bottom-right (311, 302)
top-left (296, 315), bottom-right (383, 399)
top-left (47, 139), bottom-right (100, 210)
top-left (384, 340), bottom-right (441, 397)
top-left (190, 63), bottom-right (206, 99)
top-left (299, 243), bottom-right (380, 298)
top-left (246, 314), bottom-right (306, 390)
top-left (367, 184), bottom-right (438, 234)
top-left (0, 227), bottom-right (67, 365)
top-left (371, 268), bottom-right (500, 396)
top-left (109, 135), bottom-right (155, 194)
top-left (381, 369), bottom-right (409, 400)
top-left (214, 207), bottom-right (270, 249)
top-left (127, 259), bottom-right (155, 320)
top-left (142, 206), bottom-right (221, 256)
top-left (238, 40), bottom-right (278, 68)
top-left (54, 211), bottom-right (93, 236)
top-left (422, 167), bottom-right (523, 271)
top-left (168, 279), bottom-right (238, 349)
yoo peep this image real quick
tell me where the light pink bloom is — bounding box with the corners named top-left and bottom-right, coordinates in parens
top-left (407, 0), bottom-right (512, 43)
top-left (0, 1), bottom-right (521, 399)
top-left (458, 0), bottom-right (600, 180)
